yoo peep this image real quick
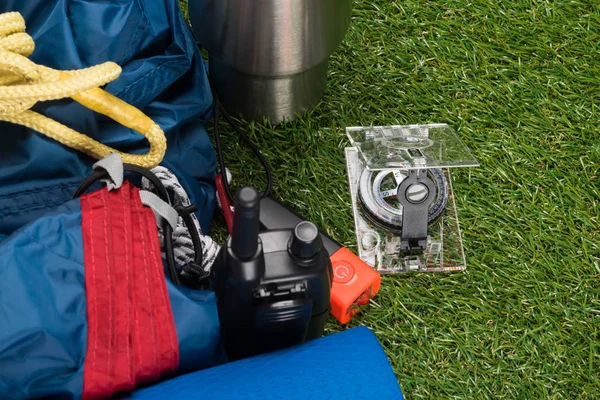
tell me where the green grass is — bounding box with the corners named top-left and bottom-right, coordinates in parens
top-left (181, 1), bottom-right (600, 398)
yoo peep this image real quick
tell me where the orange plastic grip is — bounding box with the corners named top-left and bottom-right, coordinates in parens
top-left (329, 247), bottom-right (381, 324)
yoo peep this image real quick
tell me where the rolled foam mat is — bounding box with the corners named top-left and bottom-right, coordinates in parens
top-left (122, 326), bottom-right (404, 399)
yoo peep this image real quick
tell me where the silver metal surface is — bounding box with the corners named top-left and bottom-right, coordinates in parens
top-left (189, 0), bottom-right (353, 123)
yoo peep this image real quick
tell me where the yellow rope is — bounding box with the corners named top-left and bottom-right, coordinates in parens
top-left (0, 12), bottom-right (167, 168)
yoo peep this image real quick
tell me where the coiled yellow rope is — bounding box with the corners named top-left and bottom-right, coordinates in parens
top-left (0, 12), bottom-right (167, 168)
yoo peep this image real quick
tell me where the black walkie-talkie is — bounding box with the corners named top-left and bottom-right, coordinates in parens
top-left (210, 187), bottom-right (333, 361)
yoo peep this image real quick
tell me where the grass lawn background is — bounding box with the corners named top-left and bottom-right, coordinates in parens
top-left (181, 1), bottom-right (600, 398)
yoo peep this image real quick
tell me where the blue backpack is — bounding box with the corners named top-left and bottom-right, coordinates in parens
top-left (0, 1), bottom-right (225, 398)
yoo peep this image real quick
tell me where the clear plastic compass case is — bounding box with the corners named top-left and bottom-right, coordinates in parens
top-left (344, 124), bottom-right (479, 274)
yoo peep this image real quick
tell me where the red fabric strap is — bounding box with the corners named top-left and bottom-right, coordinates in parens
top-left (81, 183), bottom-right (179, 399)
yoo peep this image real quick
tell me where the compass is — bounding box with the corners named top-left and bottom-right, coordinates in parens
top-left (358, 167), bottom-right (448, 231)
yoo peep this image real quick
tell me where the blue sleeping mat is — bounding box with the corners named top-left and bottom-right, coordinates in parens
top-left (122, 327), bottom-right (404, 399)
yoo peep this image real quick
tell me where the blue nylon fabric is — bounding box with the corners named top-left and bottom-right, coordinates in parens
top-left (0, 0), bottom-right (217, 237)
top-left (0, 200), bottom-right (87, 400)
top-left (0, 199), bottom-right (226, 399)
top-left (0, 1), bottom-right (225, 398)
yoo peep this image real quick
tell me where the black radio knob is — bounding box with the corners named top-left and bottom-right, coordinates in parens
top-left (289, 221), bottom-right (322, 260)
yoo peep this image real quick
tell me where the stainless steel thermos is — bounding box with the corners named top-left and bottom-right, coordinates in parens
top-left (189, 0), bottom-right (353, 123)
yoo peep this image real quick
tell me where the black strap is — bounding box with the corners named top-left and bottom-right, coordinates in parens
top-left (211, 85), bottom-right (273, 203)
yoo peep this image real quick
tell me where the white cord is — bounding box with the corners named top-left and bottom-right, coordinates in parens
top-left (142, 166), bottom-right (220, 273)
